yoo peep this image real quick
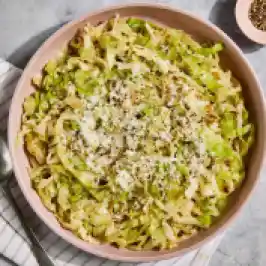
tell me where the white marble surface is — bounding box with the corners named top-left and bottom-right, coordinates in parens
top-left (0, 0), bottom-right (266, 265)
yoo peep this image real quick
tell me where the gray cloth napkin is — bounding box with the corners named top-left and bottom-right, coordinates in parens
top-left (0, 58), bottom-right (223, 266)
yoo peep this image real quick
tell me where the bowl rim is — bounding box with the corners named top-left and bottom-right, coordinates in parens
top-left (8, 3), bottom-right (266, 262)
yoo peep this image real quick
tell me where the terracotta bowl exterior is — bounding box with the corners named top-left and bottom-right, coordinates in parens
top-left (8, 4), bottom-right (266, 262)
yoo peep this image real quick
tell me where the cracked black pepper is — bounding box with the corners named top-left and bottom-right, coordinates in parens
top-left (249, 0), bottom-right (266, 31)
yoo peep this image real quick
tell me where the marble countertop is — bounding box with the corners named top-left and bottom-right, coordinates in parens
top-left (0, 0), bottom-right (266, 265)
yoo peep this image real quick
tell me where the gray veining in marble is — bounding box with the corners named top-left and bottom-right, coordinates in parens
top-left (0, 0), bottom-right (266, 265)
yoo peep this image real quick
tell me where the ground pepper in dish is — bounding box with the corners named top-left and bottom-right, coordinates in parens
top-left (249, 0), bottom-right (266, 31)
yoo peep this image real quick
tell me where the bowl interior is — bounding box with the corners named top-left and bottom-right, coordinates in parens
top-left (8, 4), bottom-right (266, 262)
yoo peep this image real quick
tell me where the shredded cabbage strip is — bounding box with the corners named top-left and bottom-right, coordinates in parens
top-left (21, 16), bottom-right (254, 250)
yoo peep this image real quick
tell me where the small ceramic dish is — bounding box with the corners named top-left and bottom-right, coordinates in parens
top-left (8, 4), bottom-right (266, 262)
top-left (236, 0), bottom-right (266, 44)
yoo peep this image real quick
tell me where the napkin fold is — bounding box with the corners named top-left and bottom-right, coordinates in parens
top-left (0, 58), bottom-right (223, 266)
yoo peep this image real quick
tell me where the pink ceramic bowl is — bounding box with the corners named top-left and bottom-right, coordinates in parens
top-left (8, 4), bottom-right (266, 262)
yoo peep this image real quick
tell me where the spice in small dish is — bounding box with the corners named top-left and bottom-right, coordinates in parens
top-left (249, 0), bottom-right (266, 31)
